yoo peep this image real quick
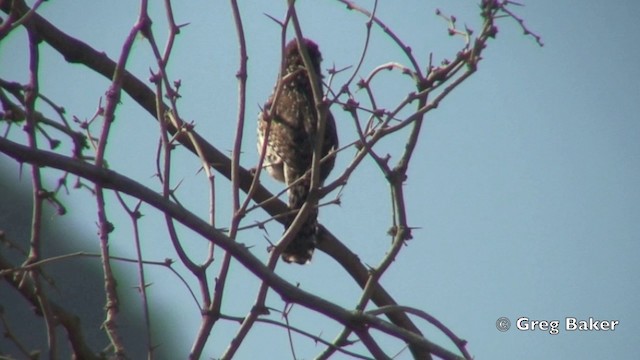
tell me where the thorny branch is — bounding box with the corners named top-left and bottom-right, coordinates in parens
top-left (0, 136), bottom-right (464, 359)
top-left (0, 0), bottom-right (541, 358)
top-left (91, 1), bottom-right (154, 357)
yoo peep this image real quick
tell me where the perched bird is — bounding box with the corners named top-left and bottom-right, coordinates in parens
top-left (257, 39), bottom-right (338, 264)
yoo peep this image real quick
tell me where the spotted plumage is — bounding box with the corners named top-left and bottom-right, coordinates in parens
top-left (257, 39), bottom-right (338, 264)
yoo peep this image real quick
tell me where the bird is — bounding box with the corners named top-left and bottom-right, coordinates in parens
top-left (257, 38), bottom-right (338, 264)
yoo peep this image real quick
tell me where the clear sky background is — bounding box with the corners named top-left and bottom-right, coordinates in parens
top-left (1, 1), bottom-right (638, 359)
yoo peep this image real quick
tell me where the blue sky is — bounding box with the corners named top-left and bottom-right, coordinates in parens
top-left (1, 1), bottom-right (638, 359)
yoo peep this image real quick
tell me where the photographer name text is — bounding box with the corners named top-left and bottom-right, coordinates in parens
top-left (516, 317), bottom-right (619, 335)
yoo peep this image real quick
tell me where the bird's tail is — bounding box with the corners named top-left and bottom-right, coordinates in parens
top-left (281, 176), bottom-right (318, 264)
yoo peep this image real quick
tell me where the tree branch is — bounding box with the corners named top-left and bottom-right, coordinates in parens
top-left (0, 137), bottom-right (463, 360)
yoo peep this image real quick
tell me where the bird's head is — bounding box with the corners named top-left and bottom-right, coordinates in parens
top-left (284, 38), bottom-right (323, 78)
